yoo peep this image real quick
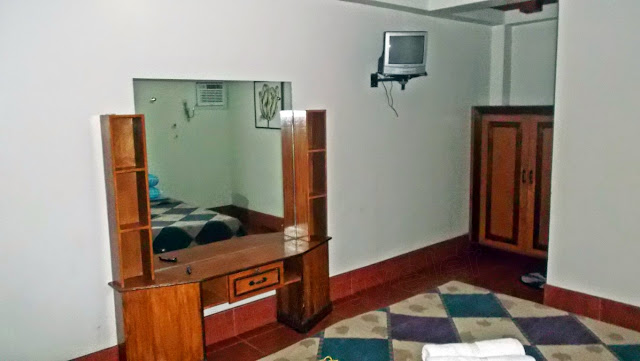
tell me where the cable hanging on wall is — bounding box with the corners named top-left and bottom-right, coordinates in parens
top-left (381, 81), bottom-right (399, 117)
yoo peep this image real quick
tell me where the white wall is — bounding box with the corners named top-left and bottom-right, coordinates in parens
top-left (489, 19), bottom-right (558, 105)
top-left (228, 82), bottom-right (285, 217)
top-left (509, 20), bottom-right (557, 105)
top-left (547, 0), bottom-right (640, 307)
top-left (0, 1), bottom-right (491, 360)
top-left (134, 79), bottom-right (234, 208)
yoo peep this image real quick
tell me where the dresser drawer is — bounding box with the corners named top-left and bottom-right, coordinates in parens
top-left (228, 262), bottom-right (284, 302)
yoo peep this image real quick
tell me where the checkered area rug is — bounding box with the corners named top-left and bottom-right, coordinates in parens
top-left (260, 281), bottom-right (640, 361)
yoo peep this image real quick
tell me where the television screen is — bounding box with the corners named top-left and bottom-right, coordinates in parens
top-left (388, 35), bottom-right (425, 65)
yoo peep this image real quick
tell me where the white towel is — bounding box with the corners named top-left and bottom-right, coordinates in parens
top-left (425, 357), bottom-right (535, 361)
top-left (422, 338), bottom-right (525, 360)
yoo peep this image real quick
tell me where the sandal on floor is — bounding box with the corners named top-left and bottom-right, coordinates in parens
top-left (520, 272), bottom-right (546, 289)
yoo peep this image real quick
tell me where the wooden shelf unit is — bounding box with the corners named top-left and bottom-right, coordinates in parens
top-left (101, 111), bottom-right (332, 361)
top-left (288, 110), bottom-right (328, 238)
top-left (200, 277), bottom-right (228, 309)
top-left (101, 114), bottom-right (154, 287)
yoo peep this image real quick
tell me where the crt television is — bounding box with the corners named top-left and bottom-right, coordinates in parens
top-left (378, 31), bottom-right (428, 76)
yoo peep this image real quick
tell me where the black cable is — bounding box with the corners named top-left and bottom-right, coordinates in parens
top-left (382, 81), bottom-right (399, 117)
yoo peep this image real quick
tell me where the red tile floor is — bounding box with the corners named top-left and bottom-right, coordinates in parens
top-left (206, 246), bottom-right (546, 360)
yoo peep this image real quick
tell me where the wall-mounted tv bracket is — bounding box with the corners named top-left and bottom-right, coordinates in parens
top-left (370, 72), bottom-right (427, 90)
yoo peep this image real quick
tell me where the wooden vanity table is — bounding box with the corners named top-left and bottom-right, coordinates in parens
top-left (101, 110), bottom-right (330, 361)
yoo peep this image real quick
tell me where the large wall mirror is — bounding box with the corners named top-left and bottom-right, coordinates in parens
top-left (133, 78), bottom-right (293, 254)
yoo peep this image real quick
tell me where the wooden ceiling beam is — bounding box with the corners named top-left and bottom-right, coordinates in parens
top-left (493, 0), bottom-right (556, 13)
top-left (520, 0), bottom-right (543, 13)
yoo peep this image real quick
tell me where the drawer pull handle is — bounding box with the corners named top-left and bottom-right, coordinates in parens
top-left (249, 277), bottom-right (268, 286)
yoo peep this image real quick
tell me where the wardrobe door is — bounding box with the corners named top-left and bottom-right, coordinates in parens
top-left (528, 117), bottom-right (554, 255)
top-left (479, 115), bottom-right (529, 252)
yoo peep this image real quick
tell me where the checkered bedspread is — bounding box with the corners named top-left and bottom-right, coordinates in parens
top-left (150, 199), bottom-right (242, 241)
top-left (261, 281), bottom-right (640, 361)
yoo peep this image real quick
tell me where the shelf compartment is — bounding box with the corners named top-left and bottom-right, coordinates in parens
top-left (309, 151), bottom-right (326, 196)
top-left (120, 229), bottom-right (153, 282)
top-left (201, 277), bottom-right (229, 309)
top-left (115, 166), bottom-right (145, 174)
top-left (110, 116), bottom-right (146, 170)
top-left (120, 222), bottom-right (149, 232)
top-left (307, 110), bottom-right (326, 151)
top-left (308, 192), bottom-right (327, 200)
top-left (115, 171), bottom-right (150, 227)
top-left (283, 271), bottom-right (302, 286)
top-left (309, 196), bottom-right (327, 236)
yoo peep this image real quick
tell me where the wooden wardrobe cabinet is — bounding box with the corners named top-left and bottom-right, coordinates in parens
top-left (470, 106), bottom-right (553, 258)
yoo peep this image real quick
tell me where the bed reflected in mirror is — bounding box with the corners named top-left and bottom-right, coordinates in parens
top-left (133, 78), bottom-right (292, 254)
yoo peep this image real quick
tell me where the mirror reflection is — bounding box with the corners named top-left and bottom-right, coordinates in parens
top-left (133, 79), bottom-right (292, 254)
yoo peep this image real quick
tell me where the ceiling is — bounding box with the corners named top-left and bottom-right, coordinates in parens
top-left (340, 0), bottom-right (559, 26)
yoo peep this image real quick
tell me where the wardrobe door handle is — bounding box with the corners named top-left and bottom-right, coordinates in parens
top-left (529, 170), bottom-right (533, 184)
top-left (522, 170), bottom-right (526, 183)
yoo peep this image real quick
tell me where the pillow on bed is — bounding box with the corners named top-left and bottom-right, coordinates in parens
top-left (195, 221), bottom-right (234, 245)
top-left (153, 227), bottom-right (192, 254)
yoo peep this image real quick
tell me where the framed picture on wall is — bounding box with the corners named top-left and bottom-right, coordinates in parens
top-left (254, 81), bottom-right (291, 129)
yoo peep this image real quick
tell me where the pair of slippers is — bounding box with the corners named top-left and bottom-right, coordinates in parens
top-left (520, 272), bottom-right (546, 289)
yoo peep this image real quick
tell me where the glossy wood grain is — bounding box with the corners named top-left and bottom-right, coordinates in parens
top-left (471, 107), bottom-right (553, 258)
top-left (281, 111), bottom-right (296, 239)
top-left (277, 242), bottom-right (331, 332)
top-left (101, 115), bottom-right (154, 287)
top-left (111, 233), bottom-right (330, 292)
top-left (293, 111), bottom-right (310, 237)
top-left (120, 283), bottom-right (204, 361)
top-left (479, 116), bottom-right (526, 250)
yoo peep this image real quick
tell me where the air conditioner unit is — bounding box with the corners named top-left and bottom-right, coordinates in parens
top-left (196, 81), bottom-right (226, 107)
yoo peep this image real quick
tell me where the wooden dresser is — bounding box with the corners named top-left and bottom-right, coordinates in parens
top-left (470, 106), bottom-right (554, 258)
top-left (100, 111), bottom-right (330, 361)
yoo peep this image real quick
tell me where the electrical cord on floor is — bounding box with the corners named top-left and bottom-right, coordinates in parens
top-left (382, 81), bottom-right (399, 117)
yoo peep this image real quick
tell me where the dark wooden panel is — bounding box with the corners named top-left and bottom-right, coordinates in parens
top-left (533, 121), bottom-right (553, 252)
top-left (470, 109), bottom-right (484, 243)
top-left (277, 242), bottom-right (332, 332)
top-left (121, 283), bottom-right (204, 361)
top-left (484, 121), bottom-right (523, 245)
top-left (309, 197), bottom-right (327, 237)
top-left (309, 151), bottom-right (327, 197)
